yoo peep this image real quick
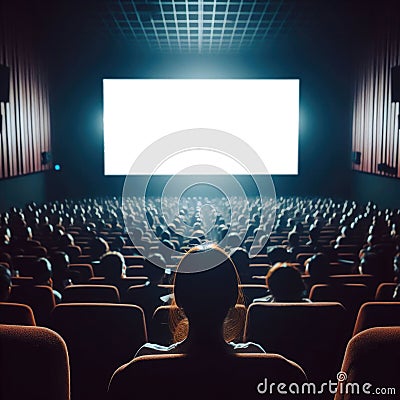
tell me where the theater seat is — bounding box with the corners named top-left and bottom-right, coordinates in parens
top-left (0, 324), bottom-right (70, 400)
top-left (375, 283), bottom-right (397, 301)
top-left (50, 303), bottom-right (147, 400)
top-left (335, 327), bottom-right (400, 400)
top-left (9, 285), bottom-right (56, 326)
top-left (309, 284), bottom-right (370, 323)
top-left (0, 302), bottom-right (36, 325)
top-left (68, 263), bottom-right (94, 283)
top-left (329, 275), bottom-right (377, 296)
top-left (62, 284), bottom-right (120, 303)
top-left (239, 284), bottom-right (269, 306)
top-left (244, 302), bottom-right (348, 382)
top-left (353, 302), bottom-right (400, 336)
top-left (108, 353), bottom-right (307, 400)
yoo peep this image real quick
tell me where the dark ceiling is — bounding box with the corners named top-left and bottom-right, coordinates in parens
top-left (101, 0), bottom-right (326, 53)
top-left (32, 0), bottom-right (388, 55)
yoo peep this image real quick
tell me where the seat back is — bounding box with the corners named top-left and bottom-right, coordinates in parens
top-left (309, 284), bottom-right (370, 322)
top-left (244, 302), bottom-right (348, 382)
top-left (334, 327), bottom-right (400, 400)
top-left (50, 303), bottom-right (147, 400)
top-left (375, 283), bottom-right (397, 301)
top-left (23, 246), bottom-right (48, 257)
top-left (0, 302), bottom-right (36, 325)
top-left (11, 276), bottom-right (34, 286)
top-left (125, 284), bottom-right (167, 321)
top-left (353, 302), bottom-right (400, 335)
top-left (68, 263), bottom-right (94, 283)
top-left (108, 353), bottom-right (307, 400)
top-left (125, 266), bottom-right (145, 277)
top-left (62, 284), bottom-right (120, 303)
top-left (9, 285), bottom-right (56, 326)
top-left (329, 275), bottom-right (377, 295)
top-left (0, 324), bottom-right (70, 400)
top-left (239, 284), bottom-right (269, 306)
top-left (88, 277), bottom-right (148, 301)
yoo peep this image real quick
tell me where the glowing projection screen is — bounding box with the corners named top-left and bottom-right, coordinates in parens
top-left (103, 79), bottom-right (299, 175)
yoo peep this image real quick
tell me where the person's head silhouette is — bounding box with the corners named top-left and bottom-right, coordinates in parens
top-left (170, 244), bottom-right (244, 354)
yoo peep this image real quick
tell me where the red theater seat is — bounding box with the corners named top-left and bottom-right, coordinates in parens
top-left (69, 263), bottom-right (94, 283)
top-left (62, 284), bottom-right (120, 303)
top-left (0, 302), bottom-right (36, 325)
top-left (108, 353), bottom-right (307, 400)
top-left (353, 302), bottom-right (400, 336)
top-left (309, 283), bottom-right (370, 322)
top-left (0, 324), bottom-right (70, 400)
top-left (244, 302), bottom-right (348, 382)
top-left (9, 285), bottom-right (56, 326)
top-left (50, 303), bottom-right (147, 400)
top-left (375, 282), bottom-right (397, 301)
top-left (239, 284), bottom-right (269, 306)
top-left (335, 327), bottom-right (400, 400)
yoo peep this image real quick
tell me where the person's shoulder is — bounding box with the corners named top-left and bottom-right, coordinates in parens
top-left (229, 341), bottom-right (266, 354)
top-left (134, 342), bottom-right (180, 358)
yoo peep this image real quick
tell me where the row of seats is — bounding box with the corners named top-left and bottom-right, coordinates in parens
top-left (1, 300), bottom-right (400, 399)
top-left (6, 278), bottom-right (396, 326)
top-left (1, 323), bottom-right (399, 400)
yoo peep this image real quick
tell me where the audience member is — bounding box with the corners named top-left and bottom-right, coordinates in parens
top-left (31, 257), bottom-right (62, 303)
top-left (50, 251), bottom-right (74, 293)
top-left (254, 263), bottom-right (310, 303)
top-left (135, 245), bottom-right (265, 356)
top-left (0, 264), bottom-right (11, 301)
top-left (305, 253), bottom-right (331, 290)
top-left (359, 251), bottom-right (394, 282)
top-left (89, 236), bottom-right (110, 265)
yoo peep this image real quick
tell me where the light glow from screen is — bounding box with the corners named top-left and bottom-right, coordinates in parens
top-left (103, 79), bottom-right (299, 175)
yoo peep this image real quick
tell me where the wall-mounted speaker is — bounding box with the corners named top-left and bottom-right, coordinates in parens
top-left (0, 65), bottom-right (10, 103)
top-left (41, 151), bottom-right (52, 165)
top-left (391, 66), bottom-right (400, 103)
top-left (352, 151), bottom-right (361, 165)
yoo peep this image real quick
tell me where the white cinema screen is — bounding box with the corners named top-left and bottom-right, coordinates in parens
top-left (103, 79), bottom-right (299, 175)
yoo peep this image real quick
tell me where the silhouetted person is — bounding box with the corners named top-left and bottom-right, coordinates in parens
top-left (111, 236), bottom-right (126, 252)
top-left (135, 245), bottom-right (265, 357)
top-left (9, 226), bottom-right (40, 254)
top-left (89, 237), bottom-right (109, 262)
top-left (359, 251), bottom-right (394, 283)
top-left (286, 231), bottom-right (301, 261)
top-left (50, 251), bottom-right (75, 293)
top-left (31, 257), bottom-right (62, 303)
top-left (99, 251), bottom-right (126, 281)
top-left (393, 253), bottom-right (400, 300)
top-left (0, 264), bottom-right (11, 301)
top-left (254, 263), bottom-right (310, 303)
top-left (267, 246), bottom-right (289, 265)
top-left (305, 253), bottom-right (331, 289)
top-left (306, 226), bottom-right (322, 252)
top-left (230, 247), bottom-right (250, 283)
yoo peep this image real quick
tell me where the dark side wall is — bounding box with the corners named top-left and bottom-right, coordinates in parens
top-left (351, 172), bottom-right (400, 209)
top-left (0, 173), bottom-right (47, 212)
